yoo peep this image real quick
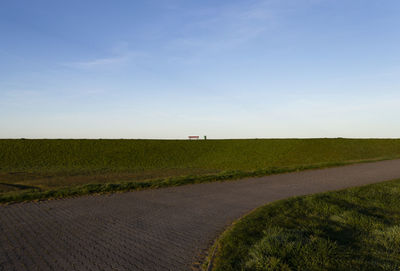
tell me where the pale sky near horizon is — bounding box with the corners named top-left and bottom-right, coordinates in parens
top-left (1, 0), bottom-right (400, 139)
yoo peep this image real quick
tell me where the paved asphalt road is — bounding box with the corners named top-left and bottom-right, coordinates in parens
top-left (1, 159), bottom-right (400, 271)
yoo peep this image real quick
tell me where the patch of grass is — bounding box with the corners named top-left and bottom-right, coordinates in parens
top-left (210, 179), bottom-right (400, 271)
top-left (1, 138), bottom-right (400, 203)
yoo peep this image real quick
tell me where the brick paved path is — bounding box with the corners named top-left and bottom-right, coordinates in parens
top-left (1, 159), bottom-right (400, 271)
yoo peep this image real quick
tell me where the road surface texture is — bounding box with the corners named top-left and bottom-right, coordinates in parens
top-left (1, 159), bottom-right (400, 271)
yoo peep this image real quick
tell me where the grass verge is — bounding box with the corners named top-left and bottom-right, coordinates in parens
top-left (0, 158), bottom-right (396, 204)
top-left (209, 179), bottom-right (400, 271)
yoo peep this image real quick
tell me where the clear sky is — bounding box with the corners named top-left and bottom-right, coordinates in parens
top-left (1, 0), bottom-right (400, 139)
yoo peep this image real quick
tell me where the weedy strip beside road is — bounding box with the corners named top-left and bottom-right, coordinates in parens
top-left (0, 159), bottom-right (384, 203)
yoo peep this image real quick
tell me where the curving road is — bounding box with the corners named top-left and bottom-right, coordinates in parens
top-left (1, 159), bottom-right (400, 271)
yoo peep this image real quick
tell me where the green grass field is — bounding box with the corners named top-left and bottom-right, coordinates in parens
top-left (1, 138), bottom-right (400, 203)
top-left (210, 179), bottom-right (400, 271)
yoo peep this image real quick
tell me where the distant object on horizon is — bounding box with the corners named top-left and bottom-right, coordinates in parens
top-left (188, 136), bottom-right (207, 140)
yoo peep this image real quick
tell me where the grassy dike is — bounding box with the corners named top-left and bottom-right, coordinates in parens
top-left (1, 138), bottom-right (400, 203)
top-left (209, 179), bottom-right (400, 271)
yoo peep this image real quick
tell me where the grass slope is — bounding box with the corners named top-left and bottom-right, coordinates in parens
top-left (1, 138), bottom-right (400, 203)
top-left (210, 179), bottom-right (400, 271)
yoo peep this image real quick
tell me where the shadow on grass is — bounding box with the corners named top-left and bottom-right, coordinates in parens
top-left (0, 182), bottom-right (41, 191)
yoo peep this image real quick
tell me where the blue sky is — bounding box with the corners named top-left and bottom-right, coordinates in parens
top-left (1, 0), bottom-right (400, 139)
